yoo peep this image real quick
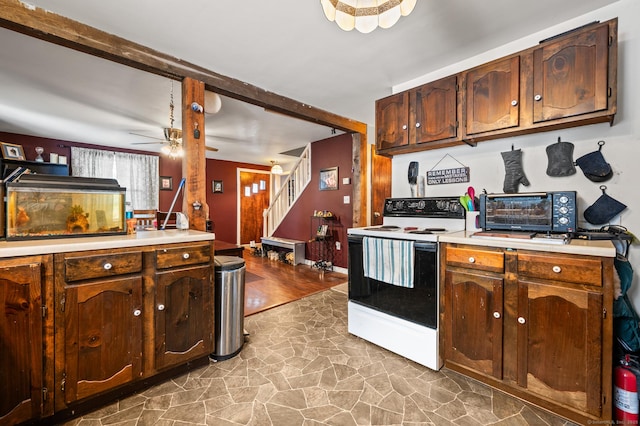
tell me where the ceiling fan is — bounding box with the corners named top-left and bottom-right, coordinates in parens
top-left (131, 87), bottom-right (219, 157)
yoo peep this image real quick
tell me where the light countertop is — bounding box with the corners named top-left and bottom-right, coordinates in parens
top-left (0, 230), bottom-right (215, 258)
top-left (440, 230), bottom-right (616, 257)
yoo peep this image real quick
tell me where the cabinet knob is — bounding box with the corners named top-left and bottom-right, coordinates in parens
top-left (415, 122), bottom-right (421, 128)
top-left (468, 256), bottom-right (475, 263)
top-left (402, 124), bottom-right (408, 130)
top-left (493, 312), bottom-right (501, 319)
top-left (133, 309), bottom-right (142, 317)
top-left (534, 94), bottom-right (542, 101)
top-left (157, 304), bottom-right (165, 311)
top-left (103, 263), bottom-right (113, 270)
top-left (511, 100), bottom-right (518, 106)
top-left (552, 265), bottom-right (562, 273)
top-left (183, 253), bottom-right (190, 259)
top-left (518, 316), bottom-right (526, 324)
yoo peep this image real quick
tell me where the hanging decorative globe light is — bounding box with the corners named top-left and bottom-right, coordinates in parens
top-left (320, 0), bottom-right (417, 33)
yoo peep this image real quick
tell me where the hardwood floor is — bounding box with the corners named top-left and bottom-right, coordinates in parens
top-left (241, 249), bottom-right (347, 316)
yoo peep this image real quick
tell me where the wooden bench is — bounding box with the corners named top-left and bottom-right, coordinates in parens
top-left (260, 237), bottom-right (305, 265)
top-left (215, 241), bottom-right (245, 258)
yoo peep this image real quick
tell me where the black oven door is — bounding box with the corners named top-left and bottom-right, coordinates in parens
top-left (348, 235), bottom-right (438, 329)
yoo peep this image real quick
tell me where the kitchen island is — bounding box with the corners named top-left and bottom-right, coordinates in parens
top-left (0, 230), bottom-right (216, 425)
top-left (439, 231), bottom-right (616, 425)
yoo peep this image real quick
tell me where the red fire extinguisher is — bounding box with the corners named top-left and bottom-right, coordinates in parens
top-left (615, 354), bottom-right (640, 424)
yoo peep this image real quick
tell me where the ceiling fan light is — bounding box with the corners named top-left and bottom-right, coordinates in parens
top-left (320, 0), bottom-right (414, 32)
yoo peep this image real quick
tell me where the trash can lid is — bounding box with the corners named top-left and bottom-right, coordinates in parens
top-left (215, 255), bottom-right (245, 271)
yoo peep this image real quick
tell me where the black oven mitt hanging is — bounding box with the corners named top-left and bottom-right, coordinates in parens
top-left (575, 140), bottom-right (613, 182)
top-left (501, 146), bottom-right (530, 193)
top-left (584, 185), bottom-right (627, 225)
top-left (546, 137), bottom-right (576, 177)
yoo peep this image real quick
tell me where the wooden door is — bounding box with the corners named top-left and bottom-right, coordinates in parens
top-left (64, 277), bottom-right (143, 404)
top-left (444, 269), bottom-right (504, 379)
top-left (517, 279), bottom-right (603, 417)
top-left (0, 261), bottom-right (42, 425)
top-left (465, 56), bottom-right (520, 135)
top-left (533, 23), bottom-right (609, 123)
top-left (370, 145), bottom-right (391, 226)
top-left (155, 265), bottom-right (213, 370)
top-left (412, 76), bottom-right (458, 144)
top-left (375, 91), bottom-right (409, 151)
top-left (239, 171), bottom-right (270, 245)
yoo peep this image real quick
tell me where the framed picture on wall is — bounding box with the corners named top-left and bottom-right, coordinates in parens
top-left (319, 167), bottom-right (338, 191)
top-left (0, 142), bottom-right (26, 160)
top-left (213, 180), bottom-right (223, 193)
top-left (160, 176), bottom-right (173, 191)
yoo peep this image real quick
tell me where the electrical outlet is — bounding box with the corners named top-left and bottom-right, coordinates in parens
top-left (336, 241), bottom-right (341, 250)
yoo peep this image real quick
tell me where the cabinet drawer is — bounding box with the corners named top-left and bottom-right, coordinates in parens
top-left (64, 251), bottom-right (142, 282)
top-left (517, 252), bottom-right (602, 286)
top-left (156, 244), bottom-right (211, 269)
top-left (445, 246), bottom-right (504, 273)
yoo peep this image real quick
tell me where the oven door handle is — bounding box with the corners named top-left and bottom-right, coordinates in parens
top-left (414, 242), bottom-right (437, 252)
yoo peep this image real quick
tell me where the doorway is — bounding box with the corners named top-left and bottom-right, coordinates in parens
top-left (238, 169), bottom-right (271, 245)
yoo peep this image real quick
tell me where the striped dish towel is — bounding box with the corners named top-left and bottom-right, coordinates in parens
top-left (362, 237), bottom-right (414, 288)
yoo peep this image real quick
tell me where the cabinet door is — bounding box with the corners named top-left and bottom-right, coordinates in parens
top-left (533, 23), bottom-right (609, 123)
top-left (411, 76), bottom-right (458, 144)
top-left (0, 262), bottom-right (42, 425)
top-left (64, 277), bottom-right (143, 404)
top-left (155, 265), bottom-right (213, 370)
top-left (517, 279), bottom-right (603, 417)
top-left (376, 91), bottom-right (409, 151)
top-left (444, 269), bottom-right (503, 379)
top-left (465, 56), bottom-right (520, 135)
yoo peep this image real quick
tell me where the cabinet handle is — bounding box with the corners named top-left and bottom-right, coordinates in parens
top-left (103, 263), bottom-right (113, 270)
top-left (133, 309), bottom-right (142, 317)
top-left (518, 317), bottom-right (526, 324)
top-left (468, 256), bottom-right (475, 263)
top-left (183, 253), bottom-right (190, 259)
top-left (493, 312), bottom-right (501, 319)
top-left (157, 304), bottom-right (165, 311)
top-left (511, 100), bottom-right (518, 106)
top-left (402, 124), bottom-right (407, 130)
top-left (534, 94), bottom-right (542, 101)
top-left (552, 265), bottom-right (561, 273)
top-left (415, 122), bottom-right (421, 128)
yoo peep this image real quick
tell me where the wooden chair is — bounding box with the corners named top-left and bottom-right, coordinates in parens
top-left (133, 209), bottom-right (157, 231)
top-left (156, 211), bottom-right (177, 229)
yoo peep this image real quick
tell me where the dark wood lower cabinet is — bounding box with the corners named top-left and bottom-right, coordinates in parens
top-left (442, 243), bottom-right (614, 425)
top-left (0, 258), bottom-right (48, 425)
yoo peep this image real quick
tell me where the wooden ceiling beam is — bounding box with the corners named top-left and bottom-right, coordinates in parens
top-left (0, 0), bottom-right (366, 135)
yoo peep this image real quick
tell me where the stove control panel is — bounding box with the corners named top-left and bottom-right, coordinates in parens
top-left (384, 197), bottom-right (465, 218)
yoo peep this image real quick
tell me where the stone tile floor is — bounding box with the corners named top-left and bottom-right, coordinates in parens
top-left (63, 284), bottom-right (577, 425)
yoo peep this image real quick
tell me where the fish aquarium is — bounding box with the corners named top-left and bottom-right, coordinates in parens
top-left (5, 174), bottom-right (126, 240)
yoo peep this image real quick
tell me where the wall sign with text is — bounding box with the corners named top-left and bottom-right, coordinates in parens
top-left (426, 167), bottom-right (470, 185)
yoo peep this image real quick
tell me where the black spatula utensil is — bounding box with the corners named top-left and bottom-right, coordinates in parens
top-left (408, 161), bottom-right (419, 197)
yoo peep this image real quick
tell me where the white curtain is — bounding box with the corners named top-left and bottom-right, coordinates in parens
top-left (71, 147), bottom-right (159, 209)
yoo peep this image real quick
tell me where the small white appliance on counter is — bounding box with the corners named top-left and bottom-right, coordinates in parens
top-left (347, 197), bottom-right (465, 370)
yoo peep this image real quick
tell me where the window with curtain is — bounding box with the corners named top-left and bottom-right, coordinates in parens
top-left (71, 146), bottom-right (159, 210)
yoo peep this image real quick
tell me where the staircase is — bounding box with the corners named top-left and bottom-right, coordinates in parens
top-left (263, 144), bottom-right (311, 237)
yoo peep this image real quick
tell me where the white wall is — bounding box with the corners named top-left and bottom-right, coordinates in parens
top-left (390, 0), bottom-right (640, 302)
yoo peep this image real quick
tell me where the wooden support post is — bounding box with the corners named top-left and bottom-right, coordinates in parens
top-left (181, 77), bottom-right (209, 231)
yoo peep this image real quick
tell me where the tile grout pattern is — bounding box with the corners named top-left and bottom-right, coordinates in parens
top-left (63, 284), bottom-right (577, 426)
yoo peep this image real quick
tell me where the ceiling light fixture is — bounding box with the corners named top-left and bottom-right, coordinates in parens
top-left (270, 161), bottom-right (284, 175)
top-left (320, 0), bottom-right (417, 33)
top-left (161, 140), bottom-right (184, 159)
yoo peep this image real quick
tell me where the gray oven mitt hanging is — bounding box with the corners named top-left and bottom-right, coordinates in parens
top-left (501, 147), bottom-right (530, 193)
top-left (546, 137), bottom-right (576, 177)
top-left (584, 185), bottom-right (627, 225)
top-left (575, 140), bottom-right (613, 182)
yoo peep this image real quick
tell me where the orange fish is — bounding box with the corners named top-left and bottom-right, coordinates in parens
top-left (16, 207), bottom-right (30, 227)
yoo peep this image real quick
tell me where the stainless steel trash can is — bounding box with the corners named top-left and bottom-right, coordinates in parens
top-left (210, 255), bottom-right (246, 361)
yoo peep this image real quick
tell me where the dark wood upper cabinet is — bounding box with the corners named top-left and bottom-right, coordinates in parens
top-left (464, 56), bottom-right (520, 136)
top-left (412, 75), bottom-right (459, 144)
top-left (375, 18), bottom-right (617, 156)
top-left (376, 91), bottom-right (409, 151)
top-left (533, 22), bottom-right (610, 123)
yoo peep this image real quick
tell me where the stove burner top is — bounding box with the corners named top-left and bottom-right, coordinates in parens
top-left (364, 225), bottom-right (401, 231)
top-left (408, 228), bottom-right (446, 234)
